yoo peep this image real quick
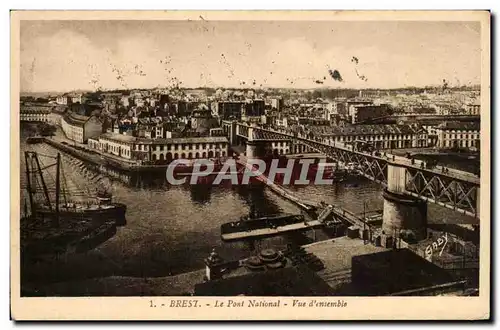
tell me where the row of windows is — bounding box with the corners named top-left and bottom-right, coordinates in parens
top-left (328, 134), bottom-right (418, 142)
top-left (272, 142), bottom-right (290, 147)
top-left (444, 134), bottom-right (479, 139)
top-left (150, 151), bottom-right (227, 161)
top-left (105, 144), bottom-right (131, 157)
top-left (134, 143), bottom-right (228, 152)
top-left (62, 122), bottom-right (84, 142)
top-left (441, 129), bottom-right (479, 133)
top-left (441, 140), bottom-right (478, 148)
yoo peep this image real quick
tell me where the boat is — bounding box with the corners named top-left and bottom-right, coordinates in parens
top-left (23, 151), bottom-right (127, 227)
top-left (220, 212), bottom-right (306, 241)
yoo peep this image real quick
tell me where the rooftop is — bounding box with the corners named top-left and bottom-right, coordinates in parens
top-left (99, 132), bottom-right (229, 145)
top-left (20, 107), bottom-right (50, 114)
top-left (439, 122), bottom-right (480, 131)
top-left (310, 124), bottom-right (423, 136)
top-left (62, 112), bottom-right (97, 127)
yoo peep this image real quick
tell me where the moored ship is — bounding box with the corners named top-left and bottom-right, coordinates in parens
top-left (21, 151), bottom-right (127, 257)
top-left (24, 151), bottom-right (127, 227)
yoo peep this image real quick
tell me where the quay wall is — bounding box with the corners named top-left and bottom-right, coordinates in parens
top-left (43, 138), bottom-right (170, 173)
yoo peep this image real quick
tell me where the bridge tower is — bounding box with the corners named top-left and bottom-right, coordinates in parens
top-left (245, 126), bottom-right (258, 158)
top-left (382, 164), bottom-right (428, 246)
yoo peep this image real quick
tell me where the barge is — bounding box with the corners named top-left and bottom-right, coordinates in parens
top-left (220, 213), bottom-right (323, 242)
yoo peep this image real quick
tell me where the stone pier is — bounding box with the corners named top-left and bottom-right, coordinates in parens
top-left (382, 164), bottom-right (428, 243)
top-left (246, 141), bottom-right (258, 159)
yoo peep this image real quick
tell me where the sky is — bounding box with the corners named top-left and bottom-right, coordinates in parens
top-left (20, 20), bottom-right (482, 93)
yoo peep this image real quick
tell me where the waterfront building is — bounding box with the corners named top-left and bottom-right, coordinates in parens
top-left (61, 112), bottom-right (103, 143)
top-left (435, 122), bottom-right (480, 150)
top-left (88, 133), bottom-right (229, 163)
top-left (20, 107), bottom-right (50, 122)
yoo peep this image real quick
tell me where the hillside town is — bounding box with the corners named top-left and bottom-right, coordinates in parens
top-left (21, 86), bottom-right (480, 167)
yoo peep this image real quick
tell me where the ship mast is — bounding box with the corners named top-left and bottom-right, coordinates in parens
top-left (24, 152), bottom-right (34, 216)
top-left (54, 153), bottom-right (60, 227)
top-left (33, 153), bottom-right (52, 212)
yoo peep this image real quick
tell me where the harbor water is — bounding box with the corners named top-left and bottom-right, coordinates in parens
top-left (19, 133), bottom-right (477, 293)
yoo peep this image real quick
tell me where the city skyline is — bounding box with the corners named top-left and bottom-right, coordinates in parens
top-left (21, 20), bottom-right (481, 93)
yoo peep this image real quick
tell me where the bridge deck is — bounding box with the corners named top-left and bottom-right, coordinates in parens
top-left (236, 155), bottom-right (371, 229)
top-left (236, 156), bottom-right (316, 211)
top-left (237, 124), bottom-right (479, 184)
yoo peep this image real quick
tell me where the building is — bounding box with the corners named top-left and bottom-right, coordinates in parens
top-left (435, 122), bottom-right (480, 150)
top-left (244, 99), bottom-right (265, 117)
top-left (70, 93), bottom-right (83, 104)
top-left (56, 95), bottom-right (69, 105)
top-left (150, 136), bottom-right (230, 162)
top-left (275, 117), bottom-right (288, 128)
top-left (120, 95), bottom-right (130, 108)
top-left (411, 107), bottom-right (436, 114)
top-left (88, 133), bottom-right (230, 163)
top-left (135, 117), bottom-right (166, 139)
top-left (61, 112), bottom-right (103, 143)
top-left (191, 109), bottom-right (219, 133)
top-left (311, 124), bottom-right (428, 149)
top-left (463, 102), bottom-right (480, 115)
top-left (212, 101), bottom-right (245, 120)
top-left (270, 97), bottom-right (284, 111)
top-left (19, 107), bottom-right (49, 122)
top-left (177, 100), bottom-right (201, 116)
top-left (56, 93), bottom-right (83, 105)
top-left (422, 125), bottom-right (439, 147)
top-left (349, 104), bottom-right (390, 124)
top-left (344, 99), bottom-right (373, 117)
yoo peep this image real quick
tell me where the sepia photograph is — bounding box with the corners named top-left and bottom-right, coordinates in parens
top-left (10, 10), bottom-right (490, 320)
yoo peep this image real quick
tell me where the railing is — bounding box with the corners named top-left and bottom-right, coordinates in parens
top-left (234, 124), bottom-right (480, 218)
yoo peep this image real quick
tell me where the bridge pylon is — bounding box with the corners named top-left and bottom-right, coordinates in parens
top-left (382, 163), bottom-right (428, 246)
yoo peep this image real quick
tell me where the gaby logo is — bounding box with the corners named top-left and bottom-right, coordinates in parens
top-left (425, 232), bottom-right (448, 260)
top-left (165, 158), bottom-right (342, 185)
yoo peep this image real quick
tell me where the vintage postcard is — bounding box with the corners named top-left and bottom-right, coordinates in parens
top-left (10, 10), bottom-right (490, 320)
